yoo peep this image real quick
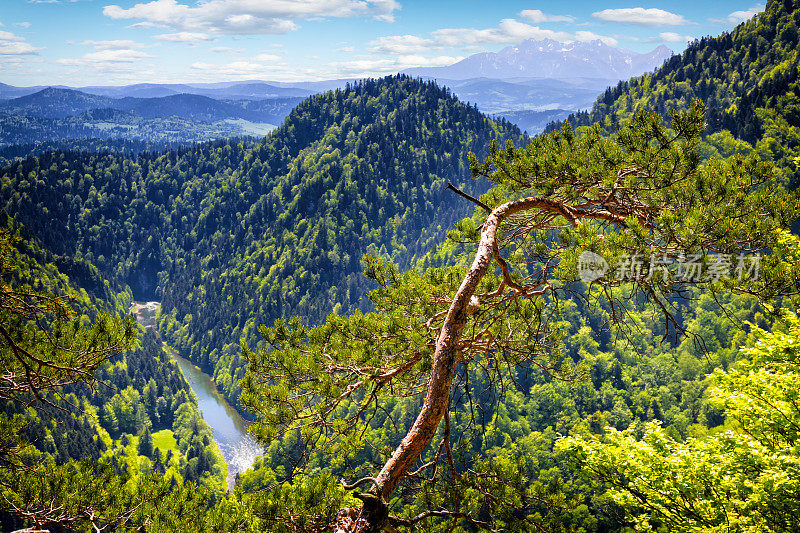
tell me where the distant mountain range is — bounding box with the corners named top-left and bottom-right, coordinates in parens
top-left (0, 78), bottom-right (597, 141)
top-left (437, 76), bottom-right (612, 113)
top-left (405, 39), bottom-right (673, 80)
top-left (0, 38), bottom-right (670, 144)
top-left (0, 88), bottom-right (303, 147)
top-left (0, 81), bottom-right (316, 101)
top-left (0, 87), bottom-right (303, 123)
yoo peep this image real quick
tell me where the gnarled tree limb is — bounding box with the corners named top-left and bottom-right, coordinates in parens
top-left (372, 195), bottom-right (633, 503)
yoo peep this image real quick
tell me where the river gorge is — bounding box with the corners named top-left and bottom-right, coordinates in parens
top-left (133, 302), bottom-right (262, 490)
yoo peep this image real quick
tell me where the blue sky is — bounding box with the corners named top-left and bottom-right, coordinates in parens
top-left (0, 1), bottom-right (765, 86)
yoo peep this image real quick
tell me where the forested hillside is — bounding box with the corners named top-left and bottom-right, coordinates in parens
top-left (0, 88), bottom-right (302, 146)
top-left (0, 88), bottom-right (302, 124)
top-left (0, 224), bottom-right (226, 531)
top-left (553, 0), bottom-right (800, 187)
top-left (0, 109), bottom-right (267, 147)
top-left (0, 75), bottom-right (523, 409)
top-left (0, 138), bottom-right (214, 167)
top-left (3, 1), bottom-right (800, 528)
top-left (229, 3), bottom-right (800, 529)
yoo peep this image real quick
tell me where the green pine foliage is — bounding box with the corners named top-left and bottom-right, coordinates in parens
top-left (554, 0), bottom-right (800, 187)
top-left (0, 138), bottom-right (215, 167)
top-left (234, 99), bottom-right (798, 530)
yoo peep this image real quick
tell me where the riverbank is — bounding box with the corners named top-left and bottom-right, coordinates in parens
top-left (131, 301), bottom-right (262, 490)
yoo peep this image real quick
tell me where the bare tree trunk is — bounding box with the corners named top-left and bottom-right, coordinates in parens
top-left (342, 197), bottom-right (579, 532)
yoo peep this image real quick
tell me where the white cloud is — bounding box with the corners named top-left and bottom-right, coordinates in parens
top-left (431, 19), bottom-right (574, 46)
top-left (79, 39), bottom-right (147, 50)
top-left (592, 8), bottom-right (689, 26)
top-left (658, 32), bottom-right (694, 43)
top-left (184, 50), bottom-right (461, 81)
top-left (370, 35), bottom-right (436, 54)
top-left (0, 41), bottom-right (41, 55)
top-left (190, 59), bottom-right (287, 76)
top-left (0, 29), bottom-right (41, 55)
top-left (103, 0), bottom-right (399, 35)
top-left (330, 54), bottom-right (463, 76)
top-left (519, 9), bottom-right (574, 23)
top-left (15, 22), bottom-right (32, 28)
top-left (57, 48), bottom-right (153, 65)
top-left (372, 19), bottom-right (618, 52)
top-left (0, 30), bottom-right (23, 41)
top-left (210, 46), bottom-right (243, 53)
top-left (127, 21), bottom-right (159, 29)
top-left (574, 30), bottom-right (618, 46)
top-left (85, 49), bottom-right (153, 62)
top-left (253, 53), bottom-right (281, 62)
top-left (154, 32), bottom-right (212, 42)
top-left (57, 59), bottom-right (157, 80)
top-left (723, 4), bottom-right (765, 24)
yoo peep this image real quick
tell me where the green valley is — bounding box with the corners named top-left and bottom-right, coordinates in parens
top-left (2, 1), bottom-right (800, 531)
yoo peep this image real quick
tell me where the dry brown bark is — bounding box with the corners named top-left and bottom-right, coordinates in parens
top-left (341, 195), bottom-right (626, 531)
top-left (374, 197), bottom-right (580, 501)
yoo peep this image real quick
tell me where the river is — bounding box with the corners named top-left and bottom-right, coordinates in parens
top-left (133, 302), bottom-right (262, 490)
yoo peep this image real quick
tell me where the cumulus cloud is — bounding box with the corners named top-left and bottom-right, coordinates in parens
top-left (519, 9), bottom-right (574, 23)
top-left (592, 8), bottom-right (689, 26)
top-left (371, 19), bottom-right (618, 53)
top-left (658, 32), bottom-right (694, 43)
top-left (253, 53), bottom-right (281, 61)
top-left (190, 49), bottom-right (462, 81)
top-left (153, 32), bottom-right (212, 42)
top-left (79, 39), bottom-right (148, 50)
top-left (210, 46), bottom-right (244, 53)
top-left (0, 29), bottom-right (41, 55)
top-left (574, 30), bottom-right (618, 46)
top-left (330, 54), bottom-right (462, 76)
top-left (84, 49), bottom-right (153, 62)
top-left (431, 19), bottom-right (574, 46)
top-left (370, 35), bottom-right (436, 55)
top-left (722, 4), bottom-right (765, 24)
top-left (0, 31), bottom-right (21, 41)
top-left (103, 0), bottom-right (400, 35)
top-left (0, 41), bottom-right (41, 55)
top-left (57, 48), bottom-right (153, 66)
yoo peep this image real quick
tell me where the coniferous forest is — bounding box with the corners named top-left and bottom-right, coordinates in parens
top-left (2, 1), bottom-right (800, 531)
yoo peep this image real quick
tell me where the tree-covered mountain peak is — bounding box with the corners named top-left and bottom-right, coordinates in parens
top-left (0, 73), bottom-right (524, 411)
top-left (266, 74), bottom-right (516, 157)
top-left (1, 87), bottom-right (115, 119)
top-left (555, 0), bottom-right (799, 186)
